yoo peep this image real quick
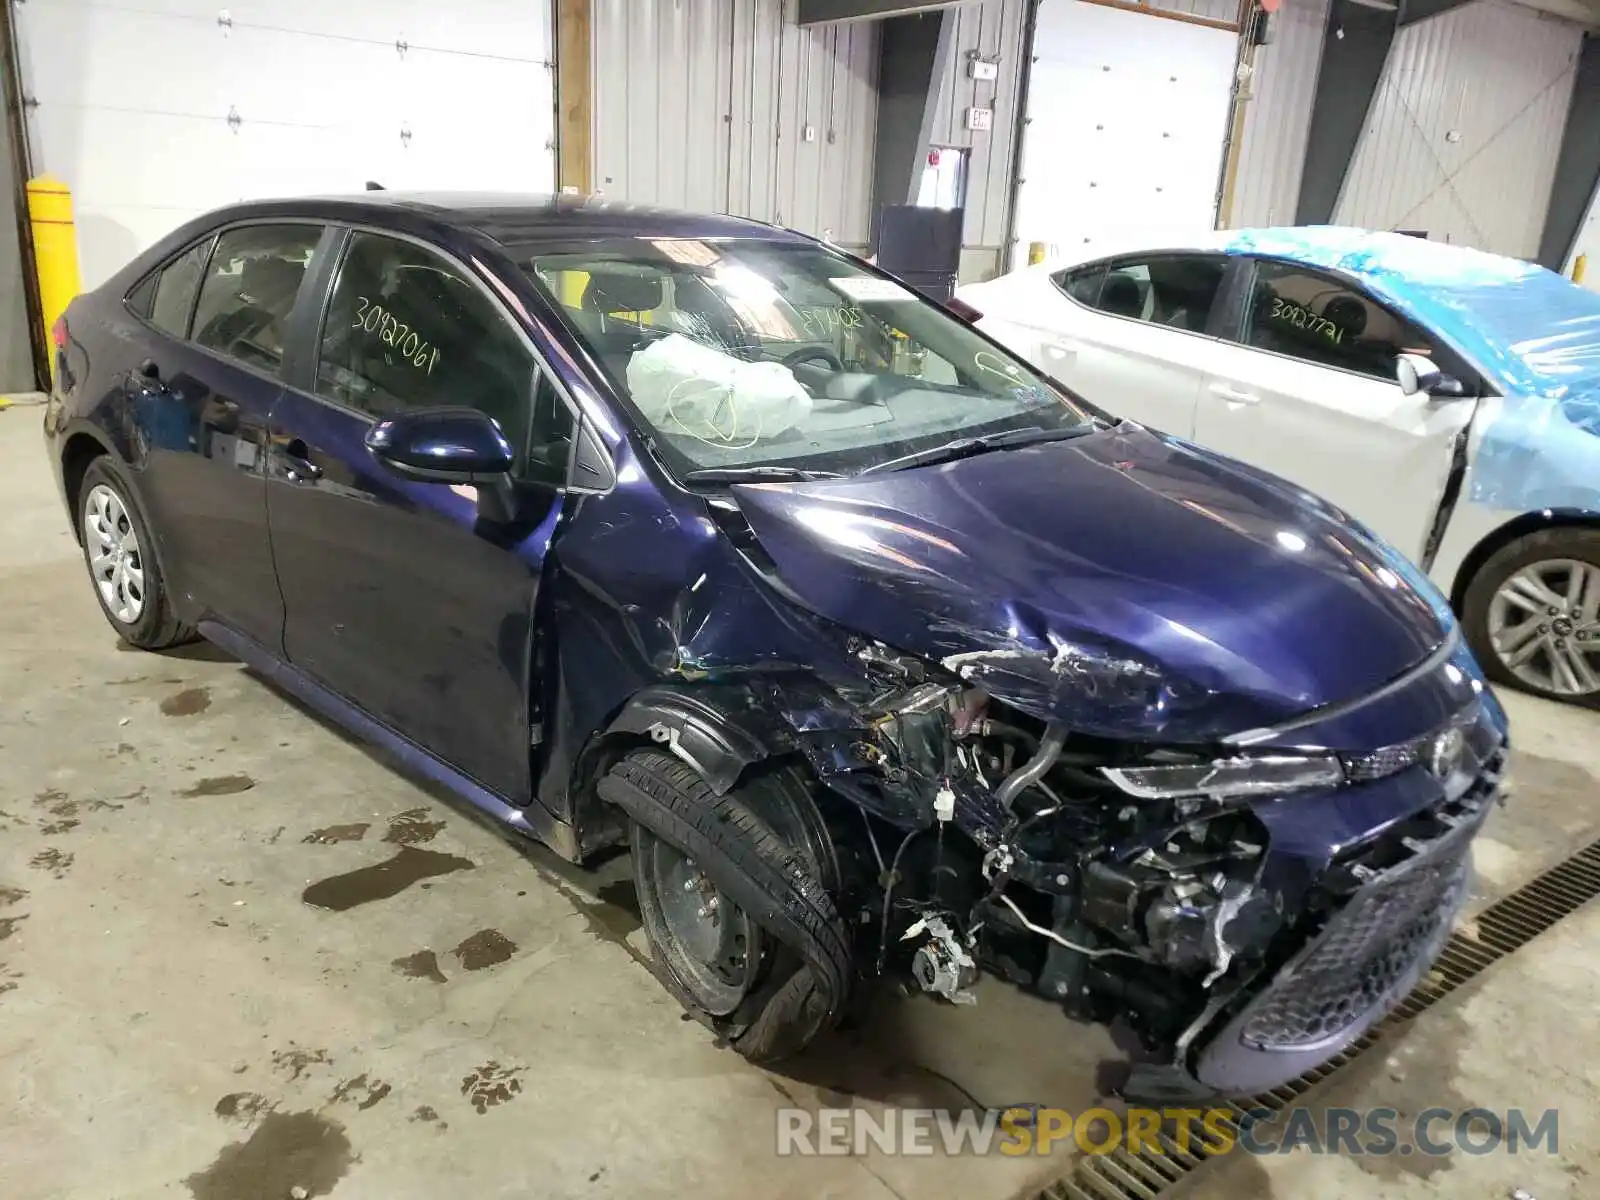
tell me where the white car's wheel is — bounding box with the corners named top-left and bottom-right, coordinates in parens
top-left (1463, 528), bottom-right (1600, 706)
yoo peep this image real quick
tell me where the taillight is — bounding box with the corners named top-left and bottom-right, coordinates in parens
top-left (945, 297), bottom-right (983, 323)
top-left (51, 316), bottom-right (66, 348)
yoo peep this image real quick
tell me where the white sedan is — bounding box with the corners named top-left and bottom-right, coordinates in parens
top-left (956, 226), bottom-right (1600, 707)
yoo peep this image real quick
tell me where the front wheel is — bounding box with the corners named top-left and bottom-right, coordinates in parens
top-left (1462, 527), bottom-right (1600, 706)
top-left (601, 750), bottom-right (854, 1063)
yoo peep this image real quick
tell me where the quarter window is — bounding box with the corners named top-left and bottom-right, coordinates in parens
top-left (316, 232), bottom-right (570, 477)
top-left (192, 225), bottom-right (320, 373)
top-left (1051, 264), bottom-right (1106, 307)
top-left (149, 241), bottom-right (210, 337)
top-left (1243, 261), bottom-right (1436, 381)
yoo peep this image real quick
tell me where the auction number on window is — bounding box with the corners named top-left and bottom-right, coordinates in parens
top-left (797, 306), bottom-right (865, 336)
top-left (1269, 297), bottom-right (1345, 344)
top-left (353, 296), bottom-right (441, 374)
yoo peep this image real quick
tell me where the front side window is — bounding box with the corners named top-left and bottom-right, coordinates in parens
top-left (522, 240), bottom-right (1102, 478)
top-left (1085, 256), bottom-right (1227, 333)
top-left (149, 241), bottom-right (210, 337)
top-left (192, 225), bottom-right (320, 373)
top-left (316, 232), bottom-right (562, 469)
top-left (1243, 260), bottom-right (1437, 381)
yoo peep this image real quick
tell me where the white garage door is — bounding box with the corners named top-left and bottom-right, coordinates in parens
top-left (15, 0), bottom-right (556, 289)
top-left (1011, 0), bottom-right (1238, 270)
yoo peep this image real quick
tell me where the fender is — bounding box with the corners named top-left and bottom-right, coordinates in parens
top-left (603, 684), bottom-right (780, 795)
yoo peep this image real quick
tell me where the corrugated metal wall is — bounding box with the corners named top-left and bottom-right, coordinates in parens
top-left (1335, 0), bottom-right (1584, 257)
top-left (926, 0), bottom-right (1030, 279)
top-left (592, 0), bottom-right (878, 248)
top-left (1227, 0), bottom-right (1329, 228)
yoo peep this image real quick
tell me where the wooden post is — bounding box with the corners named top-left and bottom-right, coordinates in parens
top-left (556, 0), bottom-right (592, 195)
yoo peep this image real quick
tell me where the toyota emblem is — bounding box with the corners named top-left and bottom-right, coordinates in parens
top-left (1428, 728), bottom-right (1466, 779)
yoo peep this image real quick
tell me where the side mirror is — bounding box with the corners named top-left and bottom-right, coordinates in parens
top-left (365, 408), bottom-right (515, 484)
top-left (1396, 353), bottom-right (1468, 399)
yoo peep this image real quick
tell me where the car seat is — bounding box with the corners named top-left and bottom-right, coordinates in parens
top-left (1100, 273), bottom-right (1144, 320)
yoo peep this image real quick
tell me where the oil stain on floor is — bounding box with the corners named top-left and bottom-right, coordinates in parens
top-left (302, 823), bottom-right (370, 845)
top-left (179, 775), bottom-right (255, 798)
top-left (302, 847), bottom-right (475, 912)
top-left (184, 1110), bottom-right (352, 1200)
top-left (452, 929), bottom-right (517, 971)
top-left (461, 1061), bottom-right (525, 1114)
top-left (159, 687), bottom-right (212, 717)
top-left (382, 807), bottom-right (446, 846)
top-left (391, 949), bottom-right (448, 983)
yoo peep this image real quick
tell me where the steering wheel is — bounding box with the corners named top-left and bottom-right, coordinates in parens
top-left (783, 345), bottom-right (846, 373)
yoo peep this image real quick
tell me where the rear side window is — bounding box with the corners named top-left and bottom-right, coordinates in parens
top-left (192, 225), bottom-right (320, 373)
top-left (149, 241), bottom-right (209, 337)
top-left (1083, 256), bottom-right (1228, 332)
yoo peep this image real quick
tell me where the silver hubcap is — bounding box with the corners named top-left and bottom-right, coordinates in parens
top-left (1488, 559), bottom-right (1600, 697)
top-left (84, 484), bottom-right (146, 625)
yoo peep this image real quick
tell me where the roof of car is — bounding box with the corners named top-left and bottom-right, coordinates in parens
top-left (206, 192), bottom-right (811, 246)
top-left (1041, 225), bottom-right (1523, 288)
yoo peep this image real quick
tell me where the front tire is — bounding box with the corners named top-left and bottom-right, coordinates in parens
top-left (602, 750), bottom-right (853, 1064)
top-left (1462, 527), bottom-right (1600, 706)
top-left (77, 458), bottom-right (194, 651)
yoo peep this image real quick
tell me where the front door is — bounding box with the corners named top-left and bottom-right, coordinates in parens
top-left (265, 229), bottom-right (571, 801)
top-left (1193, 258), bottom-right (1478, 563)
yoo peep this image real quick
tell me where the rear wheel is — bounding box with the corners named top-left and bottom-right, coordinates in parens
top-left (1463, 527), bottom-right (1600, 706)
top-left (602, 750), bottom-right (853, 1063)
top-left (77, 458), bottom-right (194, 651)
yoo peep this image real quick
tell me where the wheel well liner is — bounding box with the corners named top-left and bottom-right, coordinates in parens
top-left (1450, 510), bottom-right (1600, 613)
top-left (600, 685), bottom-right (776, 795)
top-left (61, 432), bottom-right (110, 540)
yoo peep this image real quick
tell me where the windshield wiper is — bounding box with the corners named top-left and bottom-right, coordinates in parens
top-left (856, 425), bottom-right (1093, 476)
top-left (682, 465), bottom-right (846, 484)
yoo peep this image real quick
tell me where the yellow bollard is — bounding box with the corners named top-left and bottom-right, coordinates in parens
top-left (1028, 241), bottom-right (1048, 266)
top-left (26, 175), bottom-right (83, 382)
top-left (1574, 254), bottom-right (1588, 286)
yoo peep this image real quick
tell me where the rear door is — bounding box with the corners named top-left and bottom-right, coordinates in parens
top-left (265, 227), bottom-right (572, 802)
top-left (123, 222), bottom-right (326, 649)
top-left (1192, 257), bottom-right (1479, 562)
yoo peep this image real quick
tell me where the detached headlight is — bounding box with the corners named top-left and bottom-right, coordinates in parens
top-left (1102, 754), bottom-right (1345, 800)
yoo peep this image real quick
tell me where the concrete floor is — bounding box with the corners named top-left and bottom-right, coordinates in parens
top-left (1, 403), bottom-right (1597, 1200)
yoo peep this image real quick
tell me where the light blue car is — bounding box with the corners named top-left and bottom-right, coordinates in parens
top-left (964, 226), bottom-right (1600, 706)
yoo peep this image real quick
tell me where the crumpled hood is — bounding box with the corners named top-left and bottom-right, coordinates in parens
top-left (732, 424), bottom-right (1450, 742)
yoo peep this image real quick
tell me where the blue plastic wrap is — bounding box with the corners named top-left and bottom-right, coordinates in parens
top-left (1222, 227), bottom-right (1600, 515)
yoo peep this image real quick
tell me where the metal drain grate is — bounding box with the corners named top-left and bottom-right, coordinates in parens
top-left (1037, 836), bottom-right (1600, 1200)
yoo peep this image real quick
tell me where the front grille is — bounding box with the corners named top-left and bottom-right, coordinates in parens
top-left (1238, 747), bottom-right (1504, 1051)
top-left (1240, 850), bottom-right (1469, 1048)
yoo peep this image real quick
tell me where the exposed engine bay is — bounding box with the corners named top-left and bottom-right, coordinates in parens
top-left (607, 636), bottom-right (1507, 1099)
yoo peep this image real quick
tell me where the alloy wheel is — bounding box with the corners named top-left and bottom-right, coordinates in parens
top-left (641, 834), bottom-right (762, 1016)
top-left (1487, 558), bottom-right (1600, 697)
top-left (84, 484), bottom-right (146, 625)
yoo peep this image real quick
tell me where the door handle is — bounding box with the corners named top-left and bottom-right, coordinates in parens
top-left (1207, 382), bottom-right (1261, 406)
top-left (281, 438), bottom-right (323, 484)
top-left (1041, 339), bottom-right (1078, 361)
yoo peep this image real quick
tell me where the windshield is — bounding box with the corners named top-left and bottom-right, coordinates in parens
top-left (517, 239), bottom-right (1102, 477)
top-left (1445, 269), bottom-right (1600, 388)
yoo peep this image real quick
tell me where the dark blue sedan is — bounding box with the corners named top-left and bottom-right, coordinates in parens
top-left (43, 194), bottom-right (1510, 1097)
